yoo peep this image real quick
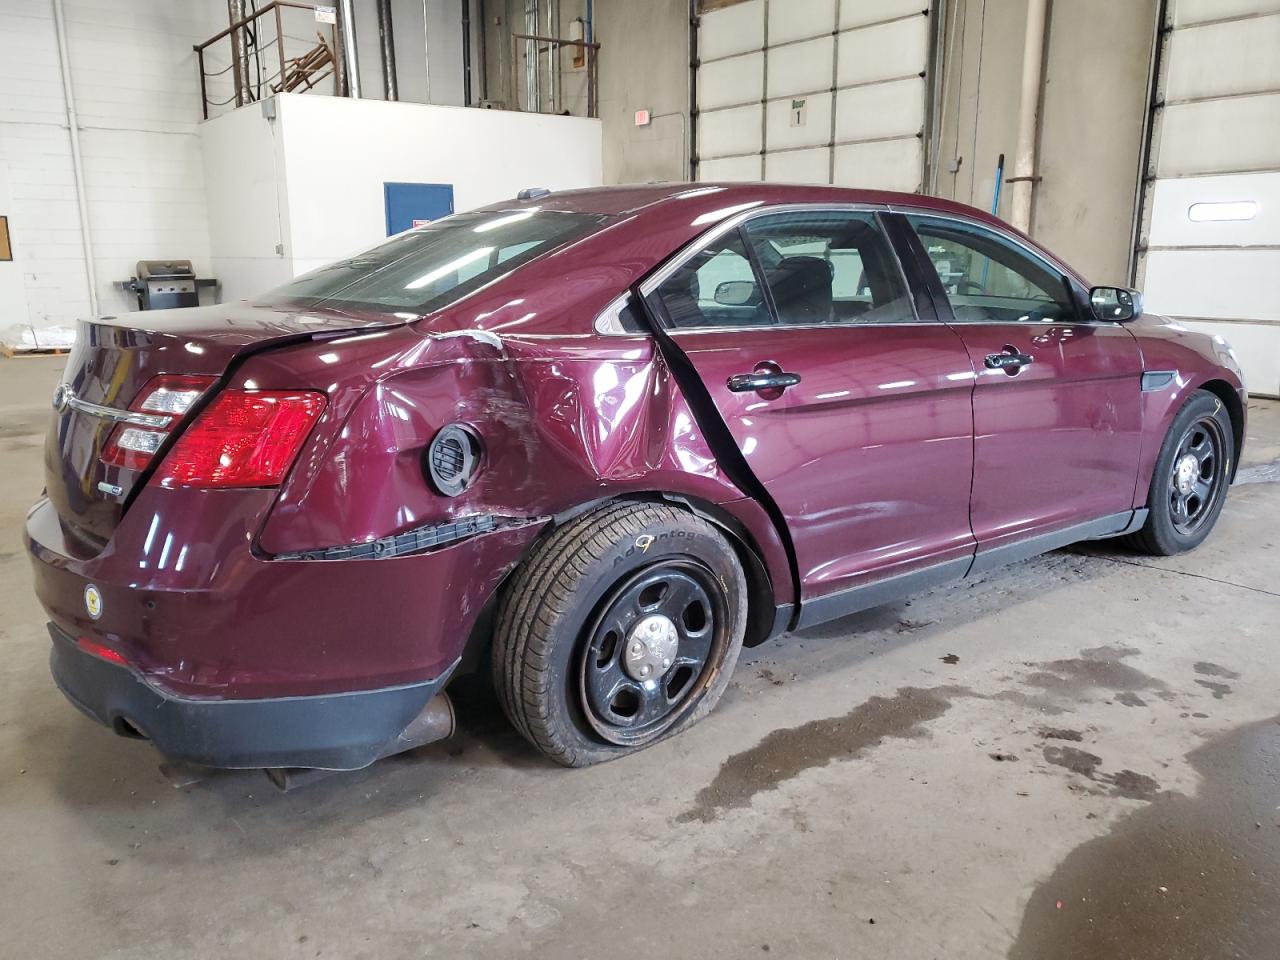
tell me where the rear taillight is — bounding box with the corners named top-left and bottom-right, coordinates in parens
top-left (153, 390), bottom-right (327, 489)
top-left (101, 375), bottom-right (216, 470)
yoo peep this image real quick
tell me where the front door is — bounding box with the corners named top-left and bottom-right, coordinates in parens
top-left (644, 208), bottom-right (977, 619)
top-left (900, 212), bottom-right (1144, 563)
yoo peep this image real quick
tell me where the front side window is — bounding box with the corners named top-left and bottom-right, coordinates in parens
top-left (907, 214), bottom-right (1077, 324)
top-left (743, 211), bottom-right (915, 325)
top-left (266, 209), bottom-right (611, 314)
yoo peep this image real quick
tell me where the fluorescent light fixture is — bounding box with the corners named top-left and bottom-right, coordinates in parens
top-left (404, 247), bottom-right (494, 289)
top-left (474, 210), bottom-right (538, 233)
top-left (1188, 200), bottom-right (1257, 222)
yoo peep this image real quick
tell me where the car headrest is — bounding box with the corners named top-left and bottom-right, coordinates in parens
top-left (770, 256), bottom-right (834, 324)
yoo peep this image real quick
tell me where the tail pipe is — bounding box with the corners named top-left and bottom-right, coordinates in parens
top-left (264, 692), bottom-right (456, 791)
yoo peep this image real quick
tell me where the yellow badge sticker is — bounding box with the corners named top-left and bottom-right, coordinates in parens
top-left (84, 584), bottom-right (103, 620)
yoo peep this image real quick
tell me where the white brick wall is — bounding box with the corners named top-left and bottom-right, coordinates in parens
top-left (0, 0), bottom-right (228, 330)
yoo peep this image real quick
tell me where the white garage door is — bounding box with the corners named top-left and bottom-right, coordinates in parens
top-left (694, 0), bottom-right (932, 193)
top-left (1137, 0), bottom-right (1280, 397)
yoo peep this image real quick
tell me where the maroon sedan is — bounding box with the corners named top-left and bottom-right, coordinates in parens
top-left (27, 183), bottom-right (1245, 771)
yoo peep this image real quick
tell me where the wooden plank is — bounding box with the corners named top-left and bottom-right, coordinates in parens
top-left (0, 344), bottom-right (70, 359)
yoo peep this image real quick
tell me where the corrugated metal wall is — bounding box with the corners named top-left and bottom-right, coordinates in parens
top-left (1137, 0), bottom-right (1280, 397)
top-left (694, 0), bottom-right (932, 191)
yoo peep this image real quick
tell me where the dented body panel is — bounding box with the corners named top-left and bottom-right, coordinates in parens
top-left (24, 182), bottom-right (1245, 769)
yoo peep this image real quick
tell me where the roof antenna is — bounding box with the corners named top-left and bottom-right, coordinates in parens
top-left (517, 187), bottom-right (551, 200)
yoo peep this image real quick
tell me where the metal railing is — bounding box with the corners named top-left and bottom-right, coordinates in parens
top-left (509, 33), bottom-right (600, 118)
top-left (194, 1), bottom-right (338, 120)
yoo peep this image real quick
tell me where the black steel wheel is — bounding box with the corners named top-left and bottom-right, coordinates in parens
top-left (1127, 389), bottom-right (1234, 556)
top-left (492, 501), bottom-right (748, 767)
top-left (579, 560), bottom-right (730, 745)
top-left (1167, 415), bottom-right (1226, 535)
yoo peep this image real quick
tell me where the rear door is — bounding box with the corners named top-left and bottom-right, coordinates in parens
top-left (642, 207), bottom-right (977, 620)
top-left (897, 212), bottom-right (1144, 566)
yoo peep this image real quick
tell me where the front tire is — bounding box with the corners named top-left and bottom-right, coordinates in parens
top-left (492, 501), bottom-right (748, 767)
top-left (1126, 389), bottom-right (1233, 556)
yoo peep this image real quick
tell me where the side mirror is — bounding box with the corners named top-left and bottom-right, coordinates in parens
top-left (1090, 286), bottom-right (1142, 322)
top-left (713, 280), bottom-right (760, 307)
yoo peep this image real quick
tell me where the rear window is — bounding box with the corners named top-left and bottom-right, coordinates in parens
top-left (265, 209), bottom-right (611, 313)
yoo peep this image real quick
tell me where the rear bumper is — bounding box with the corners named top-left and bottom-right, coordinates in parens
top-left (49, 623), bottom-right (452, 770)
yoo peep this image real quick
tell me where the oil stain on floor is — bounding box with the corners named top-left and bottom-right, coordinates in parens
top-left (1009, 715), bottom-right (1280, 960)
top-left (677, 685), bottom-right (968, 823)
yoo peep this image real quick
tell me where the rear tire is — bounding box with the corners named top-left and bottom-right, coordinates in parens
top-left (492, 501), bottom-right (748, 767)
top-left (1125, 389), bottom-right (1233, 556)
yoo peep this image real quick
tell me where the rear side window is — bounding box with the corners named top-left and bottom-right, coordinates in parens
top-left (655, 230), bottom-right (772, 329)
top-left (266, 210), bottom-right (611, 314)
top-left (653, 210), bottom-right (916, 330)
top-left (743, 211), bottom-right (915, 325)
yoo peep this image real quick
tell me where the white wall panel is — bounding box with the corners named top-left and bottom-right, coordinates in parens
top-left (765, 148), bottom-right (830, 184)
top-left (699, 0), bottom-right (765, 61)
top-left (833, 139), bottom-right (921, 192)
top-left (1147, 172), bottom-right (1280, 247)
top-left (835, 77), bottom-right (925, 142)
top-left (1174, 0), bottom-right (1280, 27)
top-left (836, 15), bottom-right (929, 87)
top-left (699, 103), bottom-right (764, 159)
top-left (699, 154), bottom-right (763, 182)
top-left (1156, 94), bottom-right (1280, 176)
top-left (840, 0), bottom-right (926, 30)
top-left (1181, 321), bottom-right (1279, 396)
top-left (1165, 14), bottom-right (1280, 101)
top-left (769, 0), bottom-right (836, 44)
top-left (766, 36), bottom-right (834, 99)
top-left (699, 52), bottom-right (766, 110)
top-left (1144, 249), bottom-right (1280, 322)
top-left (1140, 0), bottom-right (1280, 396)
top-left (766, 92), bottom-right (833, 150)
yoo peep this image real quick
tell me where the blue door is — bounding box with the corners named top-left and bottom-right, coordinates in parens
top-left (384, 182), bottom-right (455, 235)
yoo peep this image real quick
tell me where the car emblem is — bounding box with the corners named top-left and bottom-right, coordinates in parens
top-left (52, 383), bottom-right (74, 415)
top-left (84, 584), bottom-right (104, 620)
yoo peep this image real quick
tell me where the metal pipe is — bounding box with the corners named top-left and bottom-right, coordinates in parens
top-left (688, 0), bottom-right (698, 181)
top-left (50, 0), bottom-right (98, 317)
top-left (477, 0), bottom-right (488, 101)
top-left (461, 0), bottom-right (473, 105)
top-left (376, 0), bottom-right (399, 100)
top-left (547, 0), bottom-right (558, 114)
top-left (227, 0), bottom-right (250, 106)
top-left (525, 0), bottom-right (539, 111)
top-left (1128, 0), bottom-right (1170, 286)
top-left (1008, 0), bottom-right (1048, 232)
top-left (422, 0), bottom-right (432, 104)
top-left (338, 0), bottom-right (361, 97)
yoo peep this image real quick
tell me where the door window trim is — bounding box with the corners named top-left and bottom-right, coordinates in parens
top-left (889, 206), bottom-right (1108, 327)
top-left (637, 203), bottom-right (936, 334)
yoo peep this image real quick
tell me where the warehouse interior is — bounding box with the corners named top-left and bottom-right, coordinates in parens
top-left (1, 1), bottom-right (1278, 956)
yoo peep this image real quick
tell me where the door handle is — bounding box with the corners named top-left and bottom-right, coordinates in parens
top-left (727, 371), bottom-right (802, 393)
top-left (984, 350), bottom-right (1034, 372)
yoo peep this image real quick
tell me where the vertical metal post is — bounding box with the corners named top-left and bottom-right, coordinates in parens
top-left (51, 0), bottom-right (99, 316)
top-left (422, 0), bottom-right (432, 103)
top-left (274, 3), bottom-right (285, 94)
top-left (376, 0), bottom-right (399, 100)
top-left (477, 0), bottom-right (488, 101)
top-left (461, 0), bottom-right (473, 106)
top-left (338, 0), bottom-right (362, 97)
top-left (197, 46), bottom-right (210, 120)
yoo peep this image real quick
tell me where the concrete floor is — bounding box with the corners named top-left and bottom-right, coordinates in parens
top-left (2, 354), bottom-right (1278, 959)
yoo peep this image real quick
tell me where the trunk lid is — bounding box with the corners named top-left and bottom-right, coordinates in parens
top-left (44, 303), bottom-right (401, 550)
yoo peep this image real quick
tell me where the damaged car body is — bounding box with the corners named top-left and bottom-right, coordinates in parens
top-left (26, 183), bottom-right (1246, 772)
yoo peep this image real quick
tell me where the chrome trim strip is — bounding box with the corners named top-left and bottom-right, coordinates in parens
top-left (65, 395), bottom-right (171, 428)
